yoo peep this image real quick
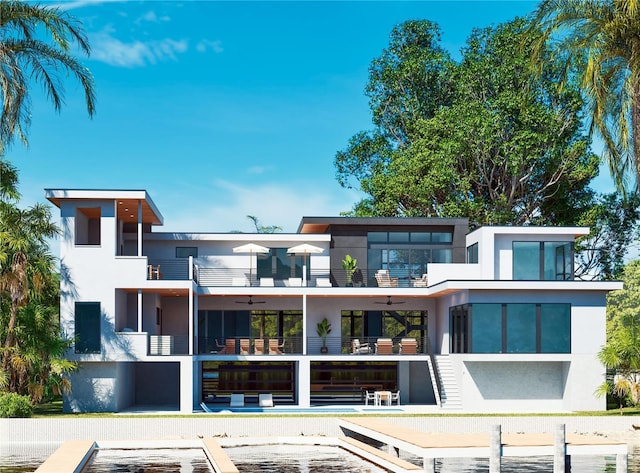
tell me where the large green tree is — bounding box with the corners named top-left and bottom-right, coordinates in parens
top-left (0, 0), bottom-right (95, 151)
top-left (531, 0), bottom-right (640, 194)
top-left (0, 159), bottom-right (74, 401)
top-left (336, 18), bottom-right (599, 227)
top-left (598, 260), bottom-right (640, 409)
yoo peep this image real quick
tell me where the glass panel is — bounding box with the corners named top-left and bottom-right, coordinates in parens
top-left (431, 232), bottom-right (453, 243)
top-left (75, 302), bottom-right (101, 354)
top-left (368, 232), bottom-right (387, 243)
top-left (513, 242), bottom-right (540, 280)
top-left (544, 242), bottom-right (573, 281)
top-left (467, 243), bottom-right (478, 263)
top-left (410, 232), bottom-right (430, 243)
top-left (506, 304), bottom-right (536, 353)
top-left (541, 304), bottom-right (570, 353)
top-left (176, 247), bottom-right (197, 258)
top-left (432, 249), bottom-right (452, 263)
top-left (470, 304), bottom-right (502, 353)
top-left (388, 232), bottom-right (409, 243)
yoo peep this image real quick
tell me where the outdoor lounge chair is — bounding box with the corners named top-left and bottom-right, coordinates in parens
top-left (375, 338), bottom-right (393, 355)
top-left (260, 277), bottom-right (274, 287)
top-left (315, 277), bottom-right (331, 287)
top-left (259, 393), bottom-right (274, 407)
top-left (225, 338), bottom-right (237, 355)
top-left (239, 338), bottom-right (250, 355)
top-left (399, 338), bottom-right (417, 354)
top-left (230, 393), bottom-right (244, 407)
top-left (412, 273), bottom-right (428, 287)
top-left (351, 339), bottom-right (372, 354)
top-left (254, 338), bottom-right (265, 355)
top-left (375, 270), bottom-right (398, 288)
top-left (288, 277), bottom-right (302, 287)
top-left (215, 339), bottom-right (227, 354)
top-left (269, 339), bottom-right (285, 354)
top-left (390, 390), bottom-right (400, 405)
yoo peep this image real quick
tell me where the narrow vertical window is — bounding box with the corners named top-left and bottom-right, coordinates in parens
top-left (75, 302), bottom-right (101, 353)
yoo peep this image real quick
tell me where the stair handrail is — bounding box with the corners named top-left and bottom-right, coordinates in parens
top-left (425, 336), bottom-right (443, 407)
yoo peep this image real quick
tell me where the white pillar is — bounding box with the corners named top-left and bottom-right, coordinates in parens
top-left (302, 293), bottom-right (307, 355)
top-left (490, 424), bottom-right (501, 473)
top-left (137, 200), bottom-right (142, 257)
top-left (554, 424), bottom-right (566, 473)
top-left (298, 358), bottom-right (310, 407)
top-left (188, 287), bottom-right (194, 355)
top-left (137, 289), bottom-right (143, 332)
top-left (180, 358), bottom-right (194, 413)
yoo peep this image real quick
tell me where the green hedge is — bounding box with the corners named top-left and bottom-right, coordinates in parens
top-left (0, 392), bottom-right (33, 418)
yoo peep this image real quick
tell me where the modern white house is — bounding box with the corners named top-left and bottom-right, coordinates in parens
top-left (45, 188), bottom-right (622, 413)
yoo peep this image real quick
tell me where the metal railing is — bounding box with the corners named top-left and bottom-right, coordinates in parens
top-left (148, 334), bottom-right (189, 355)
top-left (197, 336), bottom-right (303, 355)
top-left (146, 259), bottom-right (192, 280)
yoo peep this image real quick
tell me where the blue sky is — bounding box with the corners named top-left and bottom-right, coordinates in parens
top-left (9, 1), bottom-right (613, 233)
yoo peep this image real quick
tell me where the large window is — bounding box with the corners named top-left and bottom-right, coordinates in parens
top-left (75, 302), bottom-right (101, 353)
top-left (450, 303), bottom-right (570, 354)
top-left (341, 309), bottom-right (427, 353)
top-left (256, 248), bottom-right (305, 280)
top-left (513, 241), bottom-right (574, 280)
top-left (75, 208), bottom-right (101, 245)
top-left (367, 231), bottom-right (453, 286)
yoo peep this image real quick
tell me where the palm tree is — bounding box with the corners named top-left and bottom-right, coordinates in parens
top-left (531, 0), bottom-right (640, 194)
top-left (0, 0), bottom-right (96, 150)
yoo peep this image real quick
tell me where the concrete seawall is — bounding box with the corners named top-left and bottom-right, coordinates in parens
top-left (3, 416), bottom-right (640, 447)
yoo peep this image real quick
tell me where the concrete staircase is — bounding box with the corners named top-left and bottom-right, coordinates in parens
top-left (429, 355), bottom-right (462, 410)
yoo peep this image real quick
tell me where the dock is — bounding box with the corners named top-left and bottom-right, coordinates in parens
top-left (338, 417), bottom-right (629, 473)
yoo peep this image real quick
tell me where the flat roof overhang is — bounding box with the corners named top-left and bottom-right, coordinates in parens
top-left (45, 189), bottom-right (163, 225)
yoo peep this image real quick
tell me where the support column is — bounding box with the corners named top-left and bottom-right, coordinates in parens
top-left (554, 424), bottom-right (566, 473)
top-left (422, 457), bottom-right (435, 473)
top-left (302, 293), bottom-right (307, 354)
top-left (298, 358), bottom-right (310, 407)
top-left (616, 452), bottom-right (628, 473)
top-left (137, 200), bottom-right (142, 257)
top-left (489, 424), bottom-right (501, 473)
top-left (188, 287), bottom-right (194, 355)
top-left (137, 289), bottom-right (143, 333)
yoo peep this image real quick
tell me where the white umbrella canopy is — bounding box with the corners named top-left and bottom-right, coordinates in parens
top-left (233, 243), bottom-right (270, 286)
top-left (287, 243), bottom-right (323, 285)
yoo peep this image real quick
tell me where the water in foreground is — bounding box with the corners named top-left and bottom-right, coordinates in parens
top-left (1, 443), bottom-right (639, 472)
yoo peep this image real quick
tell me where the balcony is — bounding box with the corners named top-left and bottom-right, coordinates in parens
top-left (196, 336), bottom-right (427, 356)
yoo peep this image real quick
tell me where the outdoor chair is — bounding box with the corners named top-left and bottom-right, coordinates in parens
top-left (260, 277), bottom-right (274, 287)
top-left (230, 393), bottom-right (245, 407)
top-left (225, 338), bottom-right (237, 355)
top-left (412, 274), bottom-right (428, 287)
top-left (399, 338), bottom-right (417, 354)
top-left (375, 270), bottom-right (398, 287)
top-left (352, 339), bottom-right (372, 354)
top-left (259, 393), bottom-right (274, 407)
top-left (269, 338), bottom-right (285, 355)
top-left (375, 338), bottom-right (393, 355)
top-left (239, 338), bottom-right (250, 355)
top-left (254, 338), bottom-right (265, 355)
top-left (215, 339), bottom-right (227, 354)
top-left (315, 277), bottom-right (331, 287)
top-left (391, 390), bottom-right (400, 405)
top-left (364, 390), bottom-right (376, 406)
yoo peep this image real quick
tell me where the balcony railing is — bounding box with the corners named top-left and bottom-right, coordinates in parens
top-left (195, 336), bottom-right (427, 356)
top-left (192, 267), bottom-right (431, 288)
top-left (148, 334), bottom-right (189, 355)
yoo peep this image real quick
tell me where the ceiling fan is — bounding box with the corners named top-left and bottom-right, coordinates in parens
top-left (235, 295), bottom-right (266, 305)
top-left (375, 296), bottom-right (405, 306)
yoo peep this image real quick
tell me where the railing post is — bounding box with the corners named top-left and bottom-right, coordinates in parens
top-left (189, 256), bottom-right (193, 280)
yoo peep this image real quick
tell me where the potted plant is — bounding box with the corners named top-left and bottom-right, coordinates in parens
top-left (342, 254), bottom-right (358, 286)
top-left (316, 317), bottom-right (332, 354)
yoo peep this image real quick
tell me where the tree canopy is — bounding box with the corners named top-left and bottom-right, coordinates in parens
top-left (0, 0), bottom-right (95, 152)
top-left (335, 18), bottom-right (599, 228)
top-left (531, 0), bottom-right (640, 195)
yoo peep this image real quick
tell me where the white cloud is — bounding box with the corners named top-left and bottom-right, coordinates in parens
top-left (156, 179), bottom-right (360, 234)
top-left (136, 11), bottom-right (171, 24)
top-left (196, 39), bottom-right (224, 54)
top-left (89, 28), bottom-right (188, 67)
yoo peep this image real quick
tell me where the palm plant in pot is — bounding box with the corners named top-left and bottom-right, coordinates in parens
top-left (342, 254), bottom-right (358, 286)
top-left (316, 317), bottom-right (332, 353)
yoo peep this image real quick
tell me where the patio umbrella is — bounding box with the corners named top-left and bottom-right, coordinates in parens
top-left (233, 242), bottom-right (269, 286)
top-left (287, 243), bottom-right (323, 286)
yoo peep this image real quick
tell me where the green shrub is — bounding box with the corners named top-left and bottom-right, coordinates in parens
top-left (0, 392), bottom-right (33, 418)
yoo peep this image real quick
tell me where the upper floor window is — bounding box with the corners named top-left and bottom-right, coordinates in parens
top-left (75, 302), bottom-right (101, 354)
top-left (513, 241), bottom-right (573, 280)
top-left (75, 207), bottom-right (101, 245)
top-left (367, 231), bottom-right (453, 286)
top-left (467, 243), bottom-right (478, 263)
top-left (176, 247), bottom-right (198, 258)
top-left (256, 248), bottom-right (305, 280)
